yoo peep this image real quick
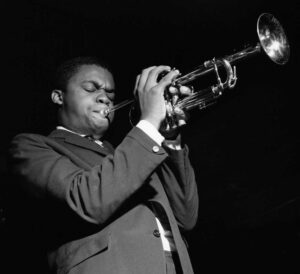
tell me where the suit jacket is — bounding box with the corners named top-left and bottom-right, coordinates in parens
top-left (10, 126), bottom-right (198, 274)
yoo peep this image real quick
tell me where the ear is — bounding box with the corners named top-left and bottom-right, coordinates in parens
top-left (51, 89), bottom-right (64, 106)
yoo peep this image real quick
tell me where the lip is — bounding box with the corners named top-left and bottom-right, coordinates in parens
top-left (93, 110), bottom-right (104, 115)
top-left (93, 109), bottom-right (109, 118)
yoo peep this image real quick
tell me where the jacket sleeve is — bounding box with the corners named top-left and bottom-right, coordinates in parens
top-left (9, 127), bottom-right (168, 225)
top-left (158, 144), bottom-right (199, 231)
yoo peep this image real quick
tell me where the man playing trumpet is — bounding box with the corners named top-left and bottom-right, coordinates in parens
top-left (10, 56), bottom-right (199, 274)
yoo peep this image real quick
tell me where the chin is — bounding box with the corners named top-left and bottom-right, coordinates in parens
top-left (92, 124), bottom-right (109, 136)
top-left (88, 116), bottom-right (110, 135)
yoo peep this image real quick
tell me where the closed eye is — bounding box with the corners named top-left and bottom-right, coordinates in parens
top-left (81, 81), bottom-right (115, 102)
top-left (82, 82), bottom-right (96, 92)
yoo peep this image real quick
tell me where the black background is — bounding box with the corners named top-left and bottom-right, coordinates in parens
top-left (1, 0), bottom-right (299, 273)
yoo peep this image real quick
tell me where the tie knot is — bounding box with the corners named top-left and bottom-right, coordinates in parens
top-left (84, 135), bottom-right (104, 147)
top-left (85, 135), bottom-right (96, 141)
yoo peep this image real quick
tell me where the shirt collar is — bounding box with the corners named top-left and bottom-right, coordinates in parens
top-left (56, 126), bottom-right (103, 146)
top-left (56, 126), bottom-right (86, 137)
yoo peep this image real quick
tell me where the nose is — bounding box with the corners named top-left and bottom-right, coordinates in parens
top-left (96, 93), bottom-right (110, 106)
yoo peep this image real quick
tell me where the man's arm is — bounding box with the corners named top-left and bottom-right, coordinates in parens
top-left (158, 143), bottom-right (199, 231)
top-left (134, 65), bottom-right (199, 231)
top-left (10, 127), bottom-right (168, 225)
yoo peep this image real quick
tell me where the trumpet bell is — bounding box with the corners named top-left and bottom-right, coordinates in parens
top-left (257, 13), bottom-right (290, 65)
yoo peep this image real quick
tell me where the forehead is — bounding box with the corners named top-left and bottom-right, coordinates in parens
top-left (70, 64), bottom-right (115, 88)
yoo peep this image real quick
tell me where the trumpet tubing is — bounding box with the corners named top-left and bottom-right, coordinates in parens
top-left (105, 13), bottom-right (290, 130)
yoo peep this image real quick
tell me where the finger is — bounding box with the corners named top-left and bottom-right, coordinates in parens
top-left (172, 94), bottom-right (179, 105)
top-left (179, 85), bottom-right (193, 96)
top-left (168, 86), bottom-right (179, 95)
top-left (137, 66), bottom-right (157, 93)
top-left (156, 69), bottom-right (180, 90)
top-left (174, 106), bottom-right (185, 116)
top-left (144, 65), bottom-right (171, 91)
top-left (178, 119), bottom-right (187, 127)
top-left (173, 106), bottom-right (187, 127)
top-left (133, 74), bottom-right (141, 96)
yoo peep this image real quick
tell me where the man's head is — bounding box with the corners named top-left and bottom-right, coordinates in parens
top-left (51, 56), bottom-right (115, 139)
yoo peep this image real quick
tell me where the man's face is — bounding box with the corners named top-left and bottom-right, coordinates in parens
top-left (60, 64), bottom-right (115, 138)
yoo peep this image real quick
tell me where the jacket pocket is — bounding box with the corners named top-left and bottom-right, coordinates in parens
top-left (52, 231), bottom-right (110, 274)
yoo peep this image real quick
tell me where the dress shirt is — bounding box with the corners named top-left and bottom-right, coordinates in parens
top-left (136, 120), bottom-right (182, 150)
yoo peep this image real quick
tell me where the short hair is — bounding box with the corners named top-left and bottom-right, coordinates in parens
top-left (53, 56), bottom-right (112, 92)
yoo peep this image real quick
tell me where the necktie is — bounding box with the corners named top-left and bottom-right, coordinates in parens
top-left (84, 135), bottom-right (104, 147)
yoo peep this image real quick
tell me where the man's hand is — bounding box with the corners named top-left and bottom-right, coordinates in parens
top-left (160, 85), bottom-right (193, 140)
top-left (168, 85), bottom-right (193, 126)
top-left (134, 66), bottom-right (180, 130)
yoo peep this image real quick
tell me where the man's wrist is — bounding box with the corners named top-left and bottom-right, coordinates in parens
top-left (140, 116), bottom-right (161, 131)
top-left (136, 120), bottom-right (165, 146)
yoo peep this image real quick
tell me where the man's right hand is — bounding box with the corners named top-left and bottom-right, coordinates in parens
top-left (134, 66), bottom-right (180, 130)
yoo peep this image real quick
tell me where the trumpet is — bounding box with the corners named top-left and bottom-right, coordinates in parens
top-left (102, 13), bottom-right (290, 130)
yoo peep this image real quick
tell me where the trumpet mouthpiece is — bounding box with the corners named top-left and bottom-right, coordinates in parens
top-left (100, 109), bottom-right (110, 116)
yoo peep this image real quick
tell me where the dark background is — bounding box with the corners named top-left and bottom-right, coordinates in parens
top-left (1, 0), bottom-right (299, 273)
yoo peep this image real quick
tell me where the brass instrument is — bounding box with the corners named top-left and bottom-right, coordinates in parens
top-left (103, 13), bottom-right (290, 130)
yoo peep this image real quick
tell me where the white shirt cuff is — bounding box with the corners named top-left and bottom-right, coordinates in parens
top-left (136, 120), bottom-right (165, 146)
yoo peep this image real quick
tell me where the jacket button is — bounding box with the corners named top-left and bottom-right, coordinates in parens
top-left (152, 146), bottom-right (160, 153)
top-left (153, 229), bottom-right (161, 238)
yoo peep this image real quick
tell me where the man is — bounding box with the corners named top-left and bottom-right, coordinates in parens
top-left (10, 56), bottom-right (199, 274)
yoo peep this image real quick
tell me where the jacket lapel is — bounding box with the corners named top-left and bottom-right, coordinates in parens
top-left (48, 129), bottom-right (113, 156)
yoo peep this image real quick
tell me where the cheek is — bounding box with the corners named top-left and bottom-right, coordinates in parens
top-left (85, 104), bottom-right (94, 113)
top-left (71, 98), bottom-right (93, 116)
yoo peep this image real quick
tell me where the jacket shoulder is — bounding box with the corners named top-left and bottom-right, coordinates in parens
top-left (10, 133), bottom-right (65, 160)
